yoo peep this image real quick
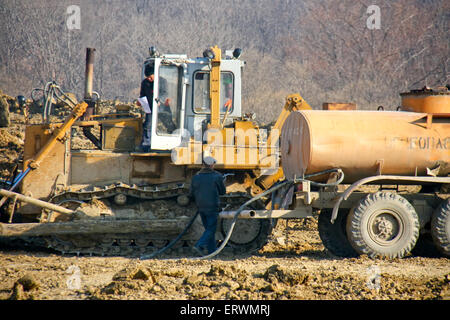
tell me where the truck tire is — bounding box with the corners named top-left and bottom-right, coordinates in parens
top-left (431, 199), bottom-right (450, 257)
top-left (318, 209), bottom-right (358, 257)
top-left (346, 192), bottom-right (419, 259)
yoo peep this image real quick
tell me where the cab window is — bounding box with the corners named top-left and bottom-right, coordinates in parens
top-left (193, 71), bottom-right (234, 114)
top-left (156, 64), bottom-right (182, 135)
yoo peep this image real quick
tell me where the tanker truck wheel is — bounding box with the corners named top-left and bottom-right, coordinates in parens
top-left (346, 192), bottom-right (419, 259)
top-left (318, 209), bottom-right (358, 257)
top-left (431, 199), bottom-right (450, 257)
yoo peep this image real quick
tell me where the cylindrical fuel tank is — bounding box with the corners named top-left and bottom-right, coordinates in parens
top-left (281, 110), bottom-right (450, 183)
top-left (400, 87), bottom-right (449, 114)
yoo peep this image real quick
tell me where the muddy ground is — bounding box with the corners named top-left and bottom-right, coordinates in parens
top-left (0, 218), bottom-right (449, 300)
top-left (0, 97), bottom-right (449, 301)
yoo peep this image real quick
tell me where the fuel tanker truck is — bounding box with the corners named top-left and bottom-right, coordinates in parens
top-left (277, 86), bottom-right (450, 258)
top-left (0, 46), bottom-right (448, 260)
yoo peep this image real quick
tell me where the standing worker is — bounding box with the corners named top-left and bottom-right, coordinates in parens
top-left (137, 63), bottom-right (172, 150)
top-left (190, 156), bottom-right (226, 256)
top-left (137, 63), bottom-right (155, 152)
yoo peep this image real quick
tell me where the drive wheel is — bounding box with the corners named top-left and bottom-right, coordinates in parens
top-left (318, 209), bottom-right (358, 257)
top-left (431, 199), bottom-right (450, 257)
top-left (220, 219), bottom-right (274, 253)
top-left (346, 192), bottom-right (419, 259)
top-left (219, 197), bottom-right (274, 253)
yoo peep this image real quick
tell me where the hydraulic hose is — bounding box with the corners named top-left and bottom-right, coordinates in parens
top-left (193, 168), bottom-right (344, 260)
top-left (139, 180), bottom-right (292, 261)
top-left (140, 168), bottom-right (344, 261)
top-left (35, 81), bottom-right (79, 123)
top-left (140, 210), bottom-right (200, 260)
top-left (304, 168), bottom-right (345, 187)
top-left (190, 179), bottom-right (294, 260)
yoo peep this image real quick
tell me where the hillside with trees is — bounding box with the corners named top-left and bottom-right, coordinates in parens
top-left (0, 0), bottom-right (448, 123)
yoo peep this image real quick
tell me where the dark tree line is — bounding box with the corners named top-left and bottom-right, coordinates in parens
top-left (0, 0), bottom-right (448, 123)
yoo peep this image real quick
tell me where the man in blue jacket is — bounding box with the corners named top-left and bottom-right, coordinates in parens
top-left (189, 156), bottom-right (226, 256)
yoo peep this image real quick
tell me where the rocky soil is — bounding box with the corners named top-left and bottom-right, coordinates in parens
top-left (0, 95), bottom-right (449, 300)
top-left (0, 218), bottom-right (449, 300)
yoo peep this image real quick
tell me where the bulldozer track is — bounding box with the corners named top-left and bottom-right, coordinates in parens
top-left (50, 181), bottom-right (189, 204)
top-left (42, 233), bottom-right (229, 257)
top-left (27, 184), bottom-right (274, 257)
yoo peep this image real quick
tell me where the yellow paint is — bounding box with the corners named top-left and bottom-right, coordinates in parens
top-left (208, 46), bottom-right (222, 129)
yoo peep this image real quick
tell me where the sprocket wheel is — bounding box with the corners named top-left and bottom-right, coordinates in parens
top-left (219, 197), bottom-right (275, 253)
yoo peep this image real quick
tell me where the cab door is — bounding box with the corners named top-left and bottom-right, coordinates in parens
top-left (150, 60), bottom-right (186, 150)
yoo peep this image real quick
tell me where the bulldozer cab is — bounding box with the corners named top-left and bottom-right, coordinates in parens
top-left (142, 47), bottom-right (244, 150)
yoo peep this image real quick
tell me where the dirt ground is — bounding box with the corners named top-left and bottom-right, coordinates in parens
top-left (0, 218), bottom-right (449, 300)
top-left (0, 97), bottom-right (449, 301)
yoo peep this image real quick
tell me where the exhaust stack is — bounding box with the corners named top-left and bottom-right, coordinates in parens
top-left (83, 47), bottom-right (96, 120)
top-left (84, 47), bottom-right (95, 100)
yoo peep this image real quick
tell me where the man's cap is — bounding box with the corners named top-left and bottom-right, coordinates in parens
top-left (203, 156), bottom-right (217, 166)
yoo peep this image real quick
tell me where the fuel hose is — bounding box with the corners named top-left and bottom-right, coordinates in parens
top-left (140, 168), bottom-right (344, 260)
top-left (140, 210), bottom-right (200, 260)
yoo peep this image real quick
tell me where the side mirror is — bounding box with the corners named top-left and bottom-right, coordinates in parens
top-left (232, 48), bottom-right (242, 59)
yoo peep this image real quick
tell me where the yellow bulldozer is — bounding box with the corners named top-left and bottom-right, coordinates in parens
top-left (0, 46), bottom-right (311, 256)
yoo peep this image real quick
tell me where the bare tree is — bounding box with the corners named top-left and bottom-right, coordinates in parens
top-left (0, 0), bottom-right (447, 123)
